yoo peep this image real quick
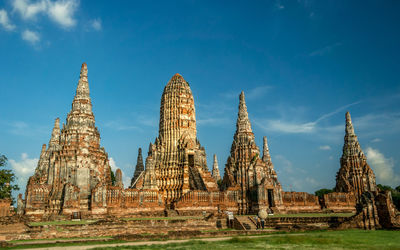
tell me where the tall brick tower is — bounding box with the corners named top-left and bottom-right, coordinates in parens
top-left (25, 63), bottom-right (112, 216)
top-left (133, 74), bottom-right (218, 204)
top-left (335, 112), bottom-right (377, 199)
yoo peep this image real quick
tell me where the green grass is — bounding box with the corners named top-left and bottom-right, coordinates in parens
top-left (90, 230), bottom-right (400, 250)
top-left (122, 216), bottom-right (203, 221)
top-left (9, 236), bottom-right (113, 243)
top-left (6, 239), bottom-right (127, 249)
top-left (267, 213), bottom-right (354, 218)
top-left (29, 219), bottom-right (97, 226)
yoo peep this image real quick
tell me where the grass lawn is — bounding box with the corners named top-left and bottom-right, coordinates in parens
top-left (268, 213), bottom-right (355, 218)
top-left (29, 219), bottom-right (98, 226)
top-left (89, 230), bottom-right (400, 250)
top-left (122, 216), bottom-right (203, 221)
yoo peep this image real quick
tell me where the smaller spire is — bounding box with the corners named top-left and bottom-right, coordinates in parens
top-left (115, 168), bottom-right (124, 189)
top-left (48, 118), bottom-right (60, 148)
top-left (40, 144), bottom-right (47, 156)
top-left (130, 148), bottom-right (145, 187)
top-left (212, 154), bottom-right (221, 182)
top-left (262, 136), bottom-right (272, 163)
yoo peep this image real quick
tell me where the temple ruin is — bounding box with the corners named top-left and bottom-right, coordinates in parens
top-left (19, 63), bottom-right (398, 225)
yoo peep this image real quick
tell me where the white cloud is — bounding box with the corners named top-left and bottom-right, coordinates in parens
top-left (9, 153), bottom-right (38, 193)
top-left (366, 147), bottom-right (400, 187)
top-left (275, 155), bottom-right (294, 174)
top-left (371, 138), bottom-right (382, 143)
top-left (13, 0), bottom-right (47, 20)
top-left (0, 9), bottom-right (16, 30)
top-left (12, 0), bottom-right (78, 28)
top-left (255, 101), bottom-right (360, 135)
top-left (22, 29), bottom-right (40, 44)
top-left (90, 18), bottom-right (102, 31)
top-left (319, 145), bottom-right (331, 150)
top-left (221, 86), bottom-right (272, 100)
top-left (263, 120), bottom-right (316, 134)
top-left (48, 0), bottom-right (78, 28)
top-left (246, 86), bottom-right (272, 100)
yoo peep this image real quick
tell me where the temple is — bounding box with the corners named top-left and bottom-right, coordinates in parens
top-left (221, 92), bottom-right (283, 214)
top-left (24, 63), bottom-right (113, 217)
top-left (335, 112), bottom-right (377, 198)
top-left (19, 63), bottom-right (398, 227)
top-left (131, 73), bottom-right (218, 205)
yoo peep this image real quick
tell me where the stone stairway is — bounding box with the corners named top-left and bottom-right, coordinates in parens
top-left (235, 216), bottom-right (257, 230)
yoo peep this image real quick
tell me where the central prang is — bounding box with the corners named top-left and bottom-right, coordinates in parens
top-left (132, 73), bottom-right (218, 204)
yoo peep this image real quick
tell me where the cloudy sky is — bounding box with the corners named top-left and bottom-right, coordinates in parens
top-left (1, 0), bottom-right (399, 198)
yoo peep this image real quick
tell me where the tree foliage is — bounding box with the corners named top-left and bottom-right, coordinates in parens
top-left (109, 166), bottom-right (116, 185)
top-left (377, 184), bottom-right (392, 191)
top-left (0, 154), bottom-right (20, 202)
top-left (315, 188), bottom-right (333, 199)
top-left (377, 184), bottom-right (400, 210)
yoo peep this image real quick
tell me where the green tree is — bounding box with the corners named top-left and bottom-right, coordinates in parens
top-left (0, 154), bottom-right (20, 203)
top-left (315, 188), bottom-right (333, 199)
top-left (377, 184), bottom-right (392, 191)
top-left (396, 186), bottom-right (400, 192)
top-left (109, 166), bottom-right (116, 185)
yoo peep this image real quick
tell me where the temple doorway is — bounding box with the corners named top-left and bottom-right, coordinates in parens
top-left (267, 189), bottom-right (274, 207)
top-left (188, 154), bottom-right (194, 168)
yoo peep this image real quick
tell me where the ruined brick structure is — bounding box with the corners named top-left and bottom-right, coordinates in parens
top-left (335, 112), bottom-right (377, 199)
top-left (24, 63), bottom-right (113, 217)
top-left (20, 63), bottom-right (399, 223)
top-left (221, 92), bottom-right (283, 214)
top-left (132, 74), bottom-right (218, 205)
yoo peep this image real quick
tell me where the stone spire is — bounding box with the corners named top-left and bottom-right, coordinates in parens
top-left (48, 118), bottom-right (60, 149)
top-left (335, 111), bottom-right (376, 198)
top-left (342, 111), bottom-right (366, 160)
top-left (74, 63), bottom-right (90, 100)
top-left (262, 136), bottom-right (272, 164)
top-left (236, 91), bottom-right (253, 134)
top-left (222, 91), bottom-right (283, 214)
top-left (64, 62), bottom-right (99, 147)
top-left (130, 148), bottom-right (145, 187)
top-left (115, 168), bottom-right (124, 189)
top-left (211, 154), bottom-right (221, 182)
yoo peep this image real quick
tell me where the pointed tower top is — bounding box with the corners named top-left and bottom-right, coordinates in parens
top-left (262, 136), bottom-right (272, 163)
top-left (212, 154), bottom-right (221, 181)
top-left (236, 91), bottom-right (253, 134)
top-left (342, 111), bottom-right (365, 159)
top-left (345, 111), bottom-right (355, 136)
top-left (49, 118), bottom-right (60, 148)
top-left (75, 62), bottom-right (90, 100)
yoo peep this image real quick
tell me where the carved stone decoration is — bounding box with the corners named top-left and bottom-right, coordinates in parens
top-left (130, 148), bottom-right (144, 187)
top-left (335, 112), bottom-right (377, 199)
top-left (221, 91), bottom-right (283, 214)
top-left (134, 74), bottom-right (218, 204)
top-left (24, 63), bottom-right (112, 216)
top-left (211, 154), bottom-right (221, 182)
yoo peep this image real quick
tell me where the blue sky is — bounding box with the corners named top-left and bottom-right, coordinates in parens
top-left (1, 0), bottom-right (400, 198)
